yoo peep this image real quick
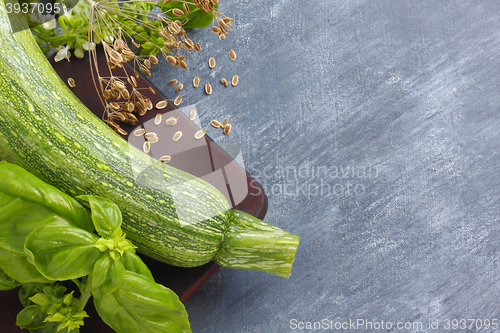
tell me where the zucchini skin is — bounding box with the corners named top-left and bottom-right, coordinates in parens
top-left (0, 0), bottom-right (231, 267)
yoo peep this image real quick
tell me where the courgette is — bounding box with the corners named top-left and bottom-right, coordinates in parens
top-left (0, 0), bottom-right (299, 277)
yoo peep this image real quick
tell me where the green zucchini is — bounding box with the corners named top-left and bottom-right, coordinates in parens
top-left (0, 0), bottom-right (299, 277)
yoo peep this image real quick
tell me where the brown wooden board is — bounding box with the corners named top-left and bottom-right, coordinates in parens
top-left (0, 49), bottom-right (267, 332)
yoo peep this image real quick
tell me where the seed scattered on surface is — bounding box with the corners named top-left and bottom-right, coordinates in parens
top-left (165, 116), bottom-right (179, 125)
top-left (205, 83), bottom-right (212, 95)
top-left (174, 95), bottom-right (183, 106)
top-left (159, 155), bottom-right (172, 163)
top-left (221, 78), bottom-right (229, 86)
top-left (156, 100), bottom-right (168, 109)
top-left (134, 128), bottom-right (145, 136)
top-left (229, 50), bottom-right (236, 61)
top-left (154, 113), bottom-right (162, 125)
top-left (194, 43), bottom-right (202, 52)
top-left (143, 141), bottom-right (151, 153)
top-left (190, 109), bottom-right (197, 120)
top-left (232, 75), bottom-right (239, 86)
top-left (148, 136), bottom-right (159, 143)
top-left (212, 26), bottom-right (220, 34)
top-left (68, 78), bottom-right (76, 88)
top-left (223, 123), bottom-right (232, 135)
top-left (193, 76), bottom-right (200, 88)
top-left (208, 57), bottom-right (216, 69)
top-left (194, 129), bottom-right (206, 139)
top-left (211, 120), bottom-right (221, 128)
top-left (175, 83), bottom-right (184, 93)
top-left (145, 132), bottom-right (158, 140)
top-left (179, 61), bottom-right (188, 69)
top-left (221, 117), bottom-right (229, 128)
top-left (168, 79), bottom-right (178, 86)
top-left (173, 131), bottom-right (183, 141)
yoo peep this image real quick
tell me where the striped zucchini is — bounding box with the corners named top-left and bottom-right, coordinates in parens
top-left (0, 0), bottom-right (298, 277)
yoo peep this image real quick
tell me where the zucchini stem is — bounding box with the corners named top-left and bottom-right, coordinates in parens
top-left (213, 210), bottom-right (300, 278)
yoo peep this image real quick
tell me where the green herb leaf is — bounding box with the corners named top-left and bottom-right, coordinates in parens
top-left (0, 162), bottom-right (93, 233)
top-left (24, 221), bottom-right (102, 281)
top-left (16, 304), bottom-right (47, 330)
top-left (77, 195), bottom-right (123, 239)
top-left (92, 255), bottom-right (125, 298)
top-left (0, 248), bottom-right (51, 283)
top-left (122, 252), bottom-right (154, 281)
top-left (94, 271), bottom-right (191, 333)
top-left (0, 267), bottom-right (20, 290)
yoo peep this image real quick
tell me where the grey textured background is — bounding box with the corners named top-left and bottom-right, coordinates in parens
top-left (150, 0), bottom-right (500, 332)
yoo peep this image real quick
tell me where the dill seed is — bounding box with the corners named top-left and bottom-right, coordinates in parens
top-left (232, 74), bottom-right (239, 86)
top-left (173, 131), bottom-right (183, 141)
top-left (174, 95), bottom-right (183, 106)
top-left (194, 129), bottom-right (206, 139)
top-left (159, 155), bottom-right (172, 163)
top-left (110, 102), bottom-right (120, 110)
top-left (205, 83), bottom-right (212, 95)
top-left (211, 120), bottom-right (221, 128)
top-left (190, 109), bottom-right (197, 120)
top-left (172, 8), bottom-right (184, 16)
top-left (133, 128), bottom-right (145, 136)
top-left (143, 141), bottom-right (151, 153)
top-left (221, 118), bottom-right (229, 128)
top-left (68, 78), bottom-right (76, 88)
top-left (149, 55), bottom-right (158, 65)
top-left (175, 83), bottom-right (184, 93)
top-left (183, 3), bottom-right (190, 14)
top-left (156, 100), bottom-right (168, 109)
top-left (179, 61), bottom-right (188, 69)
top-left (154, 113), bottom-right (162, 125)
top-left (168, 79), bottom-right (178, 86)
top-left (127, 77), bottom-right (137, 87)
top-left (166, 56), bottom-right (177, 66)
top-left (193, 76), bottom-right (200, 88)
top-left (209, 57), bottom-right (216, 69)
top-left (166, 116), bottom-right (178, 125)
top-left (229, 50), bottom-right (236, 61)
top-left (149, 87), bottom-right (155, 94)
top-left (221, 78), bottom-right (229, 86)
top-left (223, 123), bottom-right (232, 135)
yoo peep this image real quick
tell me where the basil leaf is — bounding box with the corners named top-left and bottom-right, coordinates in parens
top-left (16, 304), bottom-right (47, 330)
top-left (0, 267), bottom-right (20, 290)
top-left (0, 162), bottom-right (93, 233)
top-left (94, 271), bottom-right (191, 333)
top-left (122, 252), bottom-right (154, 281)
top-left (0, 248), bottom-right (51, 283)
top-left (92, 255), bottom-right (125, 298)
top-left (25, 221), bottom-right (102, 280)
top-left (77, 195), bottom-right (122, 239)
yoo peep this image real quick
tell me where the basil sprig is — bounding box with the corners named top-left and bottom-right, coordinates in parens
top-left (0, 161), bottom-right (191, 333)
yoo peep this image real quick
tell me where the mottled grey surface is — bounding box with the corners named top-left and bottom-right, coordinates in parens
top-left (149, 0), bottom-right (500, 332)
